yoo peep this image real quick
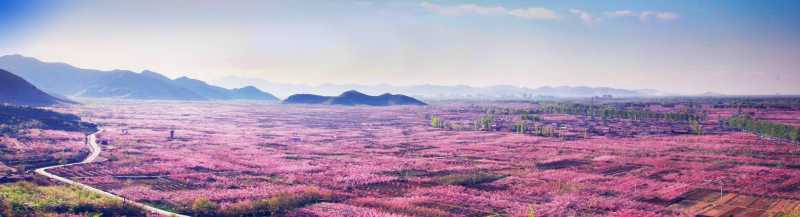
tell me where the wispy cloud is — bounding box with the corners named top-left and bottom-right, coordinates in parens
top-left (606, 10), bottom-right (636, 17)
top-left (420, 2), bottom-right (558, 20)
top-left (419, 2), bottom-right (678, 24)
top-left (420, 2), bottom-right (505, 16)
top-left (639, 11), bottom-right (680, 22)
top-left (569, 9), bottom-right (595, 24)
top-left (508, 8), bottom-right (559, 20)
top-left (606, 10), bottom-right (680, 22)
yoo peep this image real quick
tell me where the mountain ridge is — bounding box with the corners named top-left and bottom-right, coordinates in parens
top-left (0, 68), bottom-right (69, 106)
top-left (215, 76), bottom-right (666, 100)
top-left (284, 90), bottom-right (427, 106)
top-left (0, 55), bottom-right (278, 101)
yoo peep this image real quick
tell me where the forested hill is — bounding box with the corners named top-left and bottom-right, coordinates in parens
top-left (0, 105), bottom-right (97, 136)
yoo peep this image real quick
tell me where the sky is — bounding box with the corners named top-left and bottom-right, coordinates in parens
top-left (1, 0), bottom-right (799, 95)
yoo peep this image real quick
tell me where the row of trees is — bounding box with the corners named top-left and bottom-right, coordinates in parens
top-left (430, 115), bottom-right (498, 131)
top-left (430, 115), bottom-right (580, 139)
top-left (431, 115), bottom-right (497, 131)
top-left (512, 119), bottom-right (567, 137)
top-left (726, 115), bottom-right (800, 143)
top-left (479, 103), bottom-right (704, 122)
top-left (539, 103), bottom-right (705, 122)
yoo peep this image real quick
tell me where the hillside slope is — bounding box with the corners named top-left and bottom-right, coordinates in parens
top-left (173, 77), bottom-right (278, 100)
top-left (0, 55), bottom-right (278, 101)
top-left (218, 76), bottom-right (663, 99)
top-left (0, 69), bottom-right (67, 106)
top-left (284, 90), bottom-right (427, 106)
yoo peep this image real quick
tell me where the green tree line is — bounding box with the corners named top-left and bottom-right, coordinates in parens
top-left (479, 103), bottom-right (704, 122)
top-left (726, 115), bottom-right (800, 143)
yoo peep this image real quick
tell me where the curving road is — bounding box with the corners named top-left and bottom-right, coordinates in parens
top-left (35, 129), bottom-right (189, 217)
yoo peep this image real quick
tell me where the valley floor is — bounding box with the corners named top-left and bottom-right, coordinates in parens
top-left (41, 101), bottom-right (800, 216)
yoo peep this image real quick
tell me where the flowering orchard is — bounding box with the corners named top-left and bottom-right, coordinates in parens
top-left (0, 129), bottom-right (88, 176)
top-left (46, 100), bottom-right (800, 216)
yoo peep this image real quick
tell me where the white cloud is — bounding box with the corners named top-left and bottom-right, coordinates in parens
top-left (640, 11), bottom-right (680, 21)
top-left (606, 10), bottom-right (635, 17)
top-left (417, 3), bottom-right (681, 25)
top-left (420, 2), bottom-right (505, 16)
top-left (420, 2), bottom-right (557, 20)
top-left (605, 10), bottom-right (680, 22)
top-left (569, 9), bottom-right (595, 24)
top-left (508, 8), bottom-right (559, 20)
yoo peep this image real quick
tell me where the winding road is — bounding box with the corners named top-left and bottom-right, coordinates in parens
top-left (34, 129), bottom-right (189, 217)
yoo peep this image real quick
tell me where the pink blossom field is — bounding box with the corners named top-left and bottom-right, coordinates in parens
top-left (0, 129), bottom-right (88, 176)
top-left (47, 101), bottom-right (800, 216)
top-left (753, 110), bottom-right (800, 128)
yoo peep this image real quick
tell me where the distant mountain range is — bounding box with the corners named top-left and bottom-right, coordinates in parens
top-left (0, 55), bottom-right (278, 101)
top-left (0, 54), bottom-right (669, 102)
top-left (0, 68), bottom-right (69, 106)
top-left (284, 90), bottom-right (427, 106)
top-left (216, 76), bottom-right (667, 100)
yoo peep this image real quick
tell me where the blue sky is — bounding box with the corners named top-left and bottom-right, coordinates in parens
top-left (1, 0), bottom-right (799, 95)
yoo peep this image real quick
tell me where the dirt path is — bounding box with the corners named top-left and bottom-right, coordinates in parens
top-left (34, 129), bottom-right (189, 217)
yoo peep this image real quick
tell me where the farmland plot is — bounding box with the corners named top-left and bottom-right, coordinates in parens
top-left (48, 101), bottom-right (800, 216)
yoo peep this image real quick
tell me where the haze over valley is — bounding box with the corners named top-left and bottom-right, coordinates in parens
top-left (1, 1), bottom-right (800, 217)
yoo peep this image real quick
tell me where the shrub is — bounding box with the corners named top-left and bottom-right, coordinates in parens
top-left (436, 172), bottom-right (505, 186)
top-left (220, 187), bottom-right (332, 216)
top-left (475, 115), bottom-right (494, 131)
top-left (191, 197), bottom-right (219, 216)
top-left (0, 182), bottom-right (145, 216)
top-left (258, 188), bottom-right (332, 215)
top-left (217, 202), bottom-right (255, 217)
top-left (430, 116), bottom-right (446, 129)
top-left (513, 120), bottom-right (527, 134)
top-left (351, 198), bottom-right (449, 217)
top-left (521, 114), bottom-right (541, 122)
top-left (689, 118), bottom-right (703, 135)
top-left (779, 210), bottom-right (800, 217)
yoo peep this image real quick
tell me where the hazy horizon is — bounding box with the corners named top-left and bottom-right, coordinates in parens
top-left (2, 0), bottom-right (799, 95)
top-left (4, 2), bottom-right (800, 216)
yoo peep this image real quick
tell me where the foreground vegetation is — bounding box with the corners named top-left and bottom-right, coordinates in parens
top-left (0, 182), bottom-right (144, 216)
top-left (178, 187), bottom-right (332, 216)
